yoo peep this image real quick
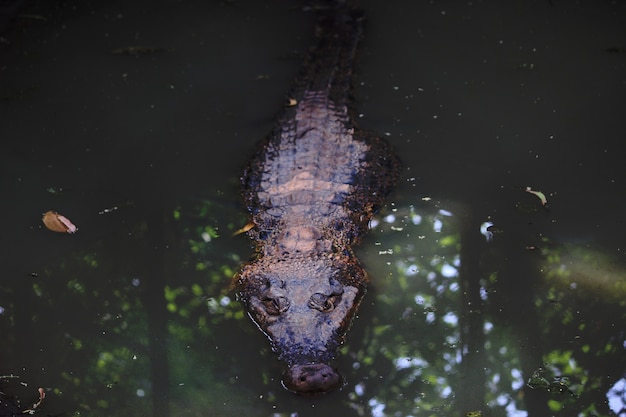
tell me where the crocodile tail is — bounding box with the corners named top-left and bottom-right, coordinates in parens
top-left (291, 1), bottom-right (364, 106)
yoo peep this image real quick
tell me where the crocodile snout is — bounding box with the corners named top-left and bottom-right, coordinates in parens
top-left (282, 363), bottom-right (343, 394)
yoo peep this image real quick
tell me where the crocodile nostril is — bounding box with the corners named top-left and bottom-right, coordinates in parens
top-left (263, 296), bottom-right (290, 315)
top-left (308, 293), bottom-right (337, 311)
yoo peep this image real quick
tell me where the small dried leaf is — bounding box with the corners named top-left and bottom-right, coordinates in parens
top-left (525, 187), bottom-right (548, 206)
top-left (232, 222), bottom-right (254, 236)
top-left (42, 211), bottom-right (77, 234)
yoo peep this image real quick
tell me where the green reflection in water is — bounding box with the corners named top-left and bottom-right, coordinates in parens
top-left (1, 197), bottom-right (624, 417)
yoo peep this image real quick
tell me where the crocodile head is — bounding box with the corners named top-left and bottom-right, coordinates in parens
top-left (236, 253), bottom-right (366, 394)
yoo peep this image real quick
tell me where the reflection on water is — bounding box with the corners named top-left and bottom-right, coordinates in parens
top-left (1, 0), bottom-right (625, 416)
top-left (1, 195), bottom-right (624, 416)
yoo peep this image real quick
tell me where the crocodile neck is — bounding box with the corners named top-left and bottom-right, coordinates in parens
top-left (290, 3), bottom-right (364, 108)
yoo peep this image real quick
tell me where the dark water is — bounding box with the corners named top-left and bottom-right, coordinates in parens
top-left (1, 1), bottom-right (625, 416)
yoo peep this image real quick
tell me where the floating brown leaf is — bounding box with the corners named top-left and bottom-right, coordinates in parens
top-left (42, 211), bottom-right (77, 233)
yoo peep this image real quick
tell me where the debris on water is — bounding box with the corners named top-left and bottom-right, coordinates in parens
top-left (98, 206), bottom-right (118, 215)
top-left (233, 222), bottom-right (254, 236)
top-left (22, 387), bottom-right (45, 414)
top-left (287, 98), bottom-right (298, 106)
top-left (17, 14), bottom-right (48, 21)
top-left (527, 367), bottom-right (578, 398)
top-left (46, 187), bottom-right (64, 195)
top-left (525, 186), bottom-right (548, 206)
top-left (42, 211), bottom-right (77, 234)
top-left (0, 378), bottom-right (46, 415)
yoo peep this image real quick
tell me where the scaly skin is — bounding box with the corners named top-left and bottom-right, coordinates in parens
top-left (235, 1), bottom-right (398, 394)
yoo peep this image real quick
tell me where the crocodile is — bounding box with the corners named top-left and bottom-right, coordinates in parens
top-left (235, 1), bottom-right (398, 394)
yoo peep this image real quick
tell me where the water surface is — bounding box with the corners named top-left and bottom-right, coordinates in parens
top-left (1, 1), bottom-right (624, 416)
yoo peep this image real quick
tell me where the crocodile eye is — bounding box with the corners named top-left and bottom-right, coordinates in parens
top-left (308, 293), bottom-right (341, 312)
top-left (263, 296), bottom-right (290, 315)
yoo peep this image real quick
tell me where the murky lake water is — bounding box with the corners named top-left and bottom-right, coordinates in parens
top-left (1, 1), bottom-right (625, 416)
